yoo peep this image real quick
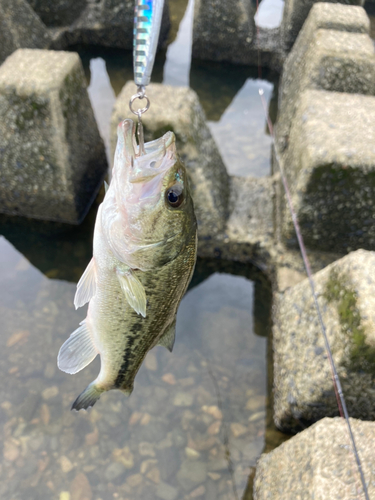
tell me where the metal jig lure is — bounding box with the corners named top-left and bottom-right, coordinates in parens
top-left (129, 0), bottom-right (165, 156)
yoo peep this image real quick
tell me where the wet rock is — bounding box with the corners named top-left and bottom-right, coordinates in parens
top-left (156, 482), bottom-right (178, 500)
top-left (224, 176), bottom-right (275, 263)
top-left (277, 4), bottom-right (374, 151)
top-left (273, 250), bottom-right (375, 432)
top-left (111, 82), bottom-right (230, 240)
top-left (50, 0), bottom-right (170, 51)
top-left (0, 49), bottom-right (107, 223)
top-left (0, 0), bottom-right (51, 64)
top-left (26, 0), bottom-right (87, 27)
top-left (60, 456), bottom-right (74, 473)
top-left (185, 447), bottom-right (201, 459)
top-left (207, 421), bottom-right (221, 436)
top-left (3, 440), bottom-right (20, 462)
top-left (104, 462), bottom-right (125, 482)
top-left (192, 0), bottom-right (255, 65)
top-left (177, 460), bottom-right (207, 491)
top-left (230, 423), bottom-right (247, 438)
top-left (281, 0), bottom-right (364, 49)
top-left (42, 386), bottom-right (59, 400)
top-left (162, 373), bottom-right (176, 385)
top-left (112, 446), bottom-right (134, 469)
top-left (69, 472), bottom-right (92, 500)
top-left (202, 405), bottom-right (222, 420)
top-left (173, 392), bottom-right (194, 407)
top-left (126, 473), bottom-right (143, 488)
top-left (278, 89), bottom-right (375, 253)
top-left (139, 441), bottom-right (155, 457)
top-left (254, 417), bottom-right (375, 499)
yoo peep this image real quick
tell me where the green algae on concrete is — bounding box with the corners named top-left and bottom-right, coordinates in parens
top-left (273, 249), bottom-right (375, 432)
top-left (324, 269), bottom-right (375, 375)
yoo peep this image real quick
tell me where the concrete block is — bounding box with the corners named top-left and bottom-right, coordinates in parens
top-left (0, 0), bottom-right (51, 64)
top-left (280, 89), bottom-right (375, 252)
top-left (192, 0), bottom-right (256, 66)
top-left (273, 249), bottom-right (375, 432)
top-left (26, 0), bottom-right (87, 27)
top-left (254, 417), bottom-right (375, 499)
top-left (0, 49), bottom-right (107, 224)
top-left (111, 82), bottom-right (230, 239)
top-left (277, 6), bottom-right (374, 149)
top-left (281, 0), bottom-right (364, 50)
top-left (50, 0), bottom-right (170, 51)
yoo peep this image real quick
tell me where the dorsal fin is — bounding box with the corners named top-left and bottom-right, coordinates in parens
top-left (74, 258), bottom-right (97, 309)
top-left (116, 268), bottom-right (147, 317)
top-left (58, 320), bottom-right (98, 374)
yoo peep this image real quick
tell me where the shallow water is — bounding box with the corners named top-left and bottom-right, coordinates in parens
top-left (0, 223), bottom-right (287, 500)
top-left (0, 1), bottom-right (290, 499)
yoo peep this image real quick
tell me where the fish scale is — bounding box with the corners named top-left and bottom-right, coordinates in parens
top-left (58, 120), bottom-right (197, 410)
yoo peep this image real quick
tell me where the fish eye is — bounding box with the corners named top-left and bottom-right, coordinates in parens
top-left (166, 184), bottom-right (184, 208)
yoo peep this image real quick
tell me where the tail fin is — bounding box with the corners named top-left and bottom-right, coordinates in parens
top-left (71, 382), bottom-right (104, 411)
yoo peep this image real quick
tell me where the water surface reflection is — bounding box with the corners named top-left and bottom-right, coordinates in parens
top-left (0, 231), bottom-right (281, 500)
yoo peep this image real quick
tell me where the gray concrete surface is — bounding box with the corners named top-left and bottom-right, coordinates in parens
top-left (281, 0), bottom-right (364, 49)
top-left (254, 417), bottom-right (375, 499)
top-left (26, 0), bottom-right (87, 27)
top-left (273, 249), bottom-right (375, 432)
top-left (0, 49), bottom-right (107, 223)
top-left (279, 89), bottom-right (375, 253)
top-left (0, 0), bottom-right (51, 64)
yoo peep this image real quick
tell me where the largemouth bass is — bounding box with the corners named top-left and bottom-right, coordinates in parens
top-left (58, 119), bottom-right (197, 410)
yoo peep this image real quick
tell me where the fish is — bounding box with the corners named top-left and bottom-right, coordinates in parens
top-left (57, 119), bottom-right (197, 410)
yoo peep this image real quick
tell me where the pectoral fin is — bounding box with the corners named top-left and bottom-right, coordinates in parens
top-left (58, 320), bottom-right (98, 374)
top-left (74, 257), bottom-right (97, 309)
top-left (157, 319), bottom-right (176, 352)
top-left (104, 180), bottom-right (109, 193)
top-left (116, 268), bottom-right (147, 317)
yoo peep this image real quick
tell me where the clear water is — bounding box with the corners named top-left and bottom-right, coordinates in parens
top-left (0, 1), bottom-right (290, 499)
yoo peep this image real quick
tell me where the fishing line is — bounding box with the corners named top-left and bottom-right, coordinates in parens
top-left (254, 4), bottom-right (369, 499)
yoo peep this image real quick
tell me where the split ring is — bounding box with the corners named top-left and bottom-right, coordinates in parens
top-left (129, 92), bottom-right (150, 116)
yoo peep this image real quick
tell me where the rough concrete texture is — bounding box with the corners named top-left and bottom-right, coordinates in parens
top-left (0, 0), bottom-right (51, 64)
top-left (279, 89), bottom-right (375, 253)
top-left (273, 249), bottom-right (375, 432)
top-left (281, 0), bottom-right (364, 50)
top-left (50, 0), bottom-right (170, 50)
top-left (26, 0), bottom-right (87, 27)
top-left (277, 3), bottom-right (373, 151)
top-left (111, 82), bottom-right (230, 240)
top-left (0, 49), bottom-right (107, 224)
top-left (192, 0), bottom-right (257, 66)
top-left (254, 417), bottom-right (375, 499)
top-left (219, 176), bottom-right (275, 265)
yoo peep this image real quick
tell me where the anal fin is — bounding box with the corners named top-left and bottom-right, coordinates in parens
top-left (71, 382), bottom-right (104, 411)
top-left (74, 257), bottom-right (97, 309)
top-left (157, 319), bottom-right (176, 352)
top-left (116, 268), bottom-right (147, 317)
top-left (58, 320), bottom-right (98, 375)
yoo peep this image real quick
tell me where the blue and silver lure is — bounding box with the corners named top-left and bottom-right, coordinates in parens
top-left (133, 0), bottom-right (165, 88)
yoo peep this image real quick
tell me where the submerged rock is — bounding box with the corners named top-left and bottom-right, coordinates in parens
top-left (254, 417), bottom-right (375, 499)
top-left (0, 49), bottom-right (107, 223)
top-left (0, 0), bottom-right (51, 64)
top-left (273, 249), bottom-right (375, 432)
top-left (111, 82), bottom-right (230, 240)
